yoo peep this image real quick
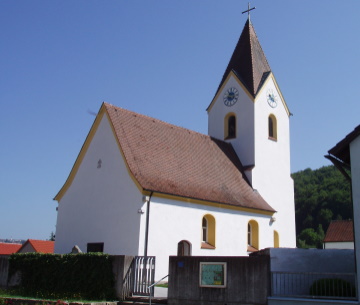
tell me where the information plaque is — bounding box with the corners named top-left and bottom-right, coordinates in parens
top-left (199, 262), bottom-right (227, 288)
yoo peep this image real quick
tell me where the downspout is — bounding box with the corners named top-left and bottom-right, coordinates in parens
top-left (144, 192), bottom-right (153, 257)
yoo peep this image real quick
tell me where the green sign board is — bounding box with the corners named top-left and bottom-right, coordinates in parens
top-left (199, 262), bottom-right (227, 288)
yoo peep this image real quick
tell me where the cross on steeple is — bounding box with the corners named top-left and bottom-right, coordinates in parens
top-left (242, 2), bottom-right (256, 20)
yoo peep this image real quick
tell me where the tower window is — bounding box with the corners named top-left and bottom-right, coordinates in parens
top-left (225, 113), bottom-right (236, 139)
top-left (268, 114), bottom-right (277, 140)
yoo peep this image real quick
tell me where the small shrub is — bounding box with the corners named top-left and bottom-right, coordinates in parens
top-left (309, 278), bottom-right (356, 298)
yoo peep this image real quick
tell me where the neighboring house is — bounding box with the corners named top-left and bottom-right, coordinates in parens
top-left (17, 239), bottom-right (55, 254)
top-left (326, 124), bottom-right (360, 297)
top-left (0, 243), bottom-right (21, 256)
top-left (54, 18), bottom-right (296, 279)
top-left (323, 220), bottom-right (354, 249)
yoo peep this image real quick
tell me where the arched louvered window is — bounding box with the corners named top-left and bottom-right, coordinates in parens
top-left (268, 114), bottom-right (277, 140)
top-left (224, 113), bottom-right (236, 139)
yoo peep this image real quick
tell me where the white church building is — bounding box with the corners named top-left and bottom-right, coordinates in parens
top-left (53, 18), bottom-right (296, 279)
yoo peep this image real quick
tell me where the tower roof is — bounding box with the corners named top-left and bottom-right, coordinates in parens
top-left (218, 19), bottom-right (271, 97)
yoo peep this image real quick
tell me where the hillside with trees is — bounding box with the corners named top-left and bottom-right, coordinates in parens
top-left (292, 165), bottom-right (352, 248)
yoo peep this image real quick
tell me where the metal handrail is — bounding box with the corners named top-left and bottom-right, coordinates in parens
top-left (121, 259), bottom-right (134, 300)
top-left (147, 274), bottom-right (169, 305)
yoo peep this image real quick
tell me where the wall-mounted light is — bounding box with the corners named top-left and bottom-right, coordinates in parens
top-left (138, 209), bottom-right (144, 214)
top-left (270, 216), bottom-right (276, 223)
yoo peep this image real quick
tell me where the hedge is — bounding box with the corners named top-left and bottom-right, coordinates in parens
top-left (8, 253), bottom-right (116, 301)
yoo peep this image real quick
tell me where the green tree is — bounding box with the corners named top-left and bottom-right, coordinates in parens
top-left (292, 165), bottom-right (352, 248)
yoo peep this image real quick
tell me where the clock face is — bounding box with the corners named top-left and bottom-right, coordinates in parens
top-left (267, 89), bottom-right (278, 108)
top-left (223, 87), bottom-right (239, 107)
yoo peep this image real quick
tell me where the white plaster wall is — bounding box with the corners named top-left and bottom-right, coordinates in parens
top-left (208, 76), bottom-right (255, 168)
top-left (146, 196), bottom-right (274, 279)
top-left (54, 115), bottom-right (145, 255)
top-left (324, 241), bottom-right (354, 249)
top-left (252, 78), bottom-right (296, 248)
top-left (350, 135), bottom-right (360, 296)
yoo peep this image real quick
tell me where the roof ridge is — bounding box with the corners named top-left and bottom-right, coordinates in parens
top-left (248, 20), bottom-right (271, 96)
top-left (105, 103), bottom-right (212, 140)
top-left (248, 20), bottom-right (256, 96)
top-left (249, 20), bottom-right (271, 72)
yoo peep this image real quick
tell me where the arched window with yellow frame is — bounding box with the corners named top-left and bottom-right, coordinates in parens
top-left (268, 114), bottom-right (277, 140)
top-left (247, 220), bottom-right (259, 252)
top-left (201, 214), bottom-right (216, 249)
top-left (274, 230), bottom-right (280, 248)
top-left (224, 113), bottom-right (236, 139)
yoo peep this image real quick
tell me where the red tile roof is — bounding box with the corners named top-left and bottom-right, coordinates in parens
top-left (105, 103), bottom-right (275, 213)
top-left (0, 242), bottom-right (22, 255)
top-left (324, 220), bottom-right (354, 243)
top-left (18, 239), bottom-right (55, 253)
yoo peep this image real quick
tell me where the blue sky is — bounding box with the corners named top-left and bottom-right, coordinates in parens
top-left (1, 1), bottom-right (359, 240)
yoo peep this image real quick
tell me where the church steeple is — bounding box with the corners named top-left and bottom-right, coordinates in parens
top-left (217, 19), bottom-right (271, 98)
top-left (207, 13), bottom-right (296, 251)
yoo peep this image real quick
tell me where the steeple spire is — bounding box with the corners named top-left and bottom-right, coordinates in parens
top-left (216, 18), bottom-right (271, 98)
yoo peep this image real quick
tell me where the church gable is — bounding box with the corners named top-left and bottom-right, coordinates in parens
top-left (207, 71), bottom-right (255, 113)
top-left (54, 107), bottom-right (139, 202)
top-left (255, 73), bottom-right (290, 117)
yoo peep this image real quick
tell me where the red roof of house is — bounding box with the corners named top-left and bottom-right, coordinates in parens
top-left (324, 220), bottom-right (354, 243)
top-left (104, 103), bottom-right (275, 213)
top-left (18, 239), bottom-right (55, 253)
top-left (0, 242), bottom-right (22, 255)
